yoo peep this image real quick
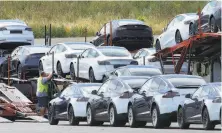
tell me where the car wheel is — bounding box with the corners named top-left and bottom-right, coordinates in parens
top-left (177, 107), bottom-right (190, 129)
top-left (86, 105), bottom-right (102, 126)
top-left (210, 17), bottom-right (218, 33)
top-left (57, 62), bottom-right (65, 77)
top-left (189, 23), bottom-right (194, 36)
top-left (17, 63), bottom-right (24, 79)
top-left (70, 63), bottom-right (76, 80)
top-left (39, 61), bottom-right (44, 74)
top-left (48, 105), bottom-right (59, 125)
top-left (175, 30), bottom-right (183, 44)
top-left (202, 107), bottom-right (215, 130)
top-left (128, 105), bottom-right (140, 128)
top-left (109, 106), bottom-right (126, 127)
top-left (68, 106), bottom-right (79, 125)
top-left (151, 106), bottom-right (164, 128)
top-left (89, 68), bottom-right (96, 83)
top-left (5, 116), bottom-right (16, 122)
top-left (155, 40), bottom-right (161, 52)
top-left (102, 76), bottom-right (107, 83)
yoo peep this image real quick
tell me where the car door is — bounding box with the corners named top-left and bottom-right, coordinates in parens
top-left (78, 49), bottom-right (90, 78)
top-left (93, 80), bottom-right (110, 120)
top-left (54, 44), bottom-right (67, 73)
top-left (42, 45), bottom-right (57, 73)
top-left (184, 87), bottom-right (202, 122)
top-left (11, 47), bottom-right (23, 74)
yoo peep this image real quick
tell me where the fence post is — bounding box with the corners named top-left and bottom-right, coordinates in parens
top-left (104, 23), bottom-right (106, 45)
top-left (85, 27), bottom-right (87, 42)
top-left (77, 56), bottom-right (80, 83)
top-left (49, 24), bottom-right (52, 46)
top-left (110, 21), bottom-right (112, 46)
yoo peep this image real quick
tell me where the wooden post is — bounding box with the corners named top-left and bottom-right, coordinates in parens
top-left (45, 25), bottom-right (47, 46)
top-left (49, 24), bottom-right (52, 46)
top-left (85, 27), bottom-right (87, 42)
top-left (110, 21), bottom-right (112, 46)
top-left (104, 23), bottom-right (107, 46)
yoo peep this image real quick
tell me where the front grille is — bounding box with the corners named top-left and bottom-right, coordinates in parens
top-left (114, 64), bottom-right (126, 68)
top-left (10, 30), bottom-right (22, 34)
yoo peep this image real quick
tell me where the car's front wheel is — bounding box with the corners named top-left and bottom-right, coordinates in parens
top-left (48, 105), bottom-right (59, 125)
top-left (128, 105), bottom-right (146, 127)
top-left (68, 106), bottom-right (79, 125)
top-left (70, 63), bottom-right (76, 80)
top-left (202, 107), bottom-right (215, 130)
top-left (89, 68), bottom-right (96, 83)
top-left (109, 106), bottom-right (126, 127)
top-left (175, 30), bottom-right (183, 44)
top-left (86, 105), bottom-right (103, 126)
top-left (210, 17), bottom-right (218, 33)
top-left (177, 107), bottom-right (190, 129)
top-left (151, 106), bottom-right (164, 128)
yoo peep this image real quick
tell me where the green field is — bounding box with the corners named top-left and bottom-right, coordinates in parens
top-left (0, 1), bottom-right (206, 38)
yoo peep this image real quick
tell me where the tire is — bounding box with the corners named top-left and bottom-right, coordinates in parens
top-left (86, 105), bottom-right (102, 126)
top-left (70, 63), bottom-right (76, 80)
top-left (57, 62), bottom-right (65, 78)
top-left (0, 65), bottom-right (5, 77)
top-left (202, 107), bottom-right (215, 130)
top-left (68, 106), bottom-right (79, 126)
top-left (5, 116), bottom-right (16, 122)
top-left (210, 17), bottom-right (218, 33)
top-left (17, 63), bottom-right (24, 79)
top-left (151, 106), bottom-right (164, 128)
top-left (128, 105), bottom-right (146, 128)
top-left (39, 61), bottom-right (44, 75)
top-left (177, 107), bottom-right (190, 129)
top-left (155, 40), bottom-right (161, 52)
top-left (175, 30), bottom-right (183, 44)
top-left (48, 105), bottom-right (59, 125)
top-left (89, 68), bottom-right (96, 83)
top-left (102, 76), bottom-right (107, 83)
top-left (109, 106), bottom-right (126, 127)
top-left (189, 23), bottom-right (194, 36)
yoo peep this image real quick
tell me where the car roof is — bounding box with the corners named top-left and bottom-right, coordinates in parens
top-left (73, 83), bottom-right (102, 88)
top-left (112, 76), bottom-right (150, 81)
top-left (157, 74), bottom-right (202, 79)
top-left (118, 65), bottom-right (158, 69)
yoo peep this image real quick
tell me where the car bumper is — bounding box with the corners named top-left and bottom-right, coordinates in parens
top-left (160, 111), bottom-right (177, 122)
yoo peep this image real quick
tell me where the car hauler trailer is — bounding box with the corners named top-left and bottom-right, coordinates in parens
top-left (150, 32), bottom-right (221, 82)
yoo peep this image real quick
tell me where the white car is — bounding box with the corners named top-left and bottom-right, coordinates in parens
top-left (48, 83), bottom-right (101, 125)
top-left (177, 82), bottom-right (221, 130)
top-left (155, 13), bottom-right (198, 51)
top-left (127, 74), bottom-right (206, 128)
top-left (70, 46), bottom-right (138, 82)
top-left (39, 42), bottom-right (95, 77)
top-left (0, 19), bottom-right (34, 48)
top-left (133, 48), bottom-right (189, 74)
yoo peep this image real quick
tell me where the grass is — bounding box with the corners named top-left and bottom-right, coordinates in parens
top-left (0, 1), bottom-right (207, 38)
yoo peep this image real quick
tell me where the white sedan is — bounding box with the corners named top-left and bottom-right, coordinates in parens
top-left (39, 42), bottom-right (95, 77)
top-left (155, 13), bottom-right (198, 51)
top-left (0, 19), bottom-right (34, 48)
top-left (70, 46), bottom-right (138, 82)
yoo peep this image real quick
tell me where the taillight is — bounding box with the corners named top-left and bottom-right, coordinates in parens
top-left (212, 97), bottom-right (221, 103)
top-left (162, 91), bottom-right (180, 98)
top-left (65, 53), bottom-right (77, 58)
top-left (98, 61), bottom-right (110, 65)
top-left (0, 27), bottom-right (7, 31)
top-left (119, 91), bottom-right (132, 99)
top-left (130, 61), bottom-right (138, 65)
top-left (76, 97), bottom-right (89, 102)
top-left (25, 27), bottom-right (32, 31)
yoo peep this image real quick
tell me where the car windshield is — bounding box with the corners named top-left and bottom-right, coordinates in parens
top-left (80, 86), bottom-right (100, 96)
top-left (129, 68), bottom-right (162, 76)
top-left (212, 83), bottom-right (222, 92)
top-left (98, 48), bottom-right (130, 57)
top-left (186, 13), bottom-right (197, 17)
top-left (168, 77), bottom-right (206, 88)
top-left (123, 78), bottom-right (148, 89)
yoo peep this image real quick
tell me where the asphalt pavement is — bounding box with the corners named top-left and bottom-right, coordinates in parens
top-left (0, 121), bottom-right (220, 133)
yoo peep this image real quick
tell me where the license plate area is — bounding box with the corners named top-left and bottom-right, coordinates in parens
top-left (10, 30), bottom-right (22, 34)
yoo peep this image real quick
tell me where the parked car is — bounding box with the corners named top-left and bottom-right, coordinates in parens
top-left (48, 83), bottom-right (101, 125)
top-left (91, 19), bottom-right (153, 51)
top-left (86, 76), bottom-right (149, 127)
top-left (70, 46), bottom-right (138, 82)
top-left (126, 74), bottom-right (206, 128)
top-left (103, 65), bottom-right (162, 82)
top-left (39, 42), bottom-right (95, 77)
top-left (156, 13), bottom-right (198, 51)
top-left (0, 45), bottom-right (50, 79)
top-left (193, 0), bottom-right (221, 34)
top-left (0, 19), bottom-right (34, 49)
top-left (177, 82), bottom-right (221, 130)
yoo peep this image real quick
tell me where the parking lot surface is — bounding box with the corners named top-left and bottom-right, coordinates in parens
top-left (0, 121), bottom-right (220, 133)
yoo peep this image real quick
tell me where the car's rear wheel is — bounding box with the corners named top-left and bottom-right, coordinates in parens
top-left (70, 63), bottom-right (76, 80)
top-left (17, 63), bottom-right (24, 79)
top-left (89, 68), bottom-right (96, 83)
top-left (48, 105), bottom-right (59, 125)
top-left (175, 30), bottom-right (183, 44)
top-left (210, 17), bottom-right (218, 33)
top-left (189, 23), bottom-right (194, 36)
top-left (57, 62), bottom-right (65, 78)
top-left (155, 40), bottom-right (161, 52)
top-left (177, 107), bottom-right (190, 129)
top-left (202, 107), bottom-right (215, 130)
top-left (109, 106), bottom-right (126, 127)
top-left (68, 106), bottom-right (79, 125)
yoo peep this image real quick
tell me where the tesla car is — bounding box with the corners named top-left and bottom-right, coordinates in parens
top-left (0, 45), bottom-right (50, 79)
top-left (0, 19), bottom-right (34, 49)
top-left (48, 83), bottom-right (101, 125)
top-left (127, 74), bottom-right (206, 128)
top-left (86, 76), bottom-right (149, 127)
top-left (39, 42), bottom-right (95, 77)
top-left (103, 65), bottom-right (162, 82)
top-left (69, 46), bottom-right (138, 82)
top-left (91, 19), bottom-right (153, 51)
top-left (177, 82), bottom-right (221, 130)
top-left (155, 13), bottom-right (198, 51)
top-left (193, 0), bottom-right (221, 34)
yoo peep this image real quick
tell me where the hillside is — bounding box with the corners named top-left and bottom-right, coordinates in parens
top-left (0, 1), bottom-right (207, 38)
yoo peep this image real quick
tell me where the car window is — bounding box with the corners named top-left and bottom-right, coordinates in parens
top-left (158, 80), bottom-right (169, 93)
top-left (56, 45), bottom-right (66, 53)
top-left (99, 25), bottom-right (105, 35)
top-left (140, 78), bottom-right (152, 93)
top-left (139, 50), bottom-right (148, 58)
top-left (117, 69), bottom-right (131, 76)
top-left (97, 80), bottom-right (109, 95)
top-left (202, 3), bottom-right (209, 12)
top-left (176, 15), bottom-right (185, 22)
top-left (150, 78), bottom-right (161, 92)
top-left (209, 0), bottom-right (218, 7)
top-left (88, 49), bottom-right (99, 58)
top-left (110, 80), bottom-right (125, 97)
top-left (11, 47), bottom-right (22, 57)
top-left (71, 87), bottom-right (83, 98)
top-left (81, 49), bottom-right (90, 58)
top-left (60, 85), bottom-right (72, 97)
top-left (192, 87), bottom-right (202, 99)
top-left (167, 18), bottom-right (176, 29)
top-left (49, 45), bottom-right (57, 54)
top-left (133, 50), bottom-right (142, 59)
top-left (200, 86), bottom-right (210, 98)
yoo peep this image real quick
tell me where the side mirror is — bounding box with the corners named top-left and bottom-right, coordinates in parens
top-left (162, 27), bottom-right (166, 32)
top-left (141, 90), bottom-right (146, 95)
top-left (91, 90), bottom-right (97, 95)
top-left (185, 94), bottom-right (191, 98)
top-left (53, 93), bottom-right (59, 98)
top-left (133, 88), bottom-right (140, 93)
